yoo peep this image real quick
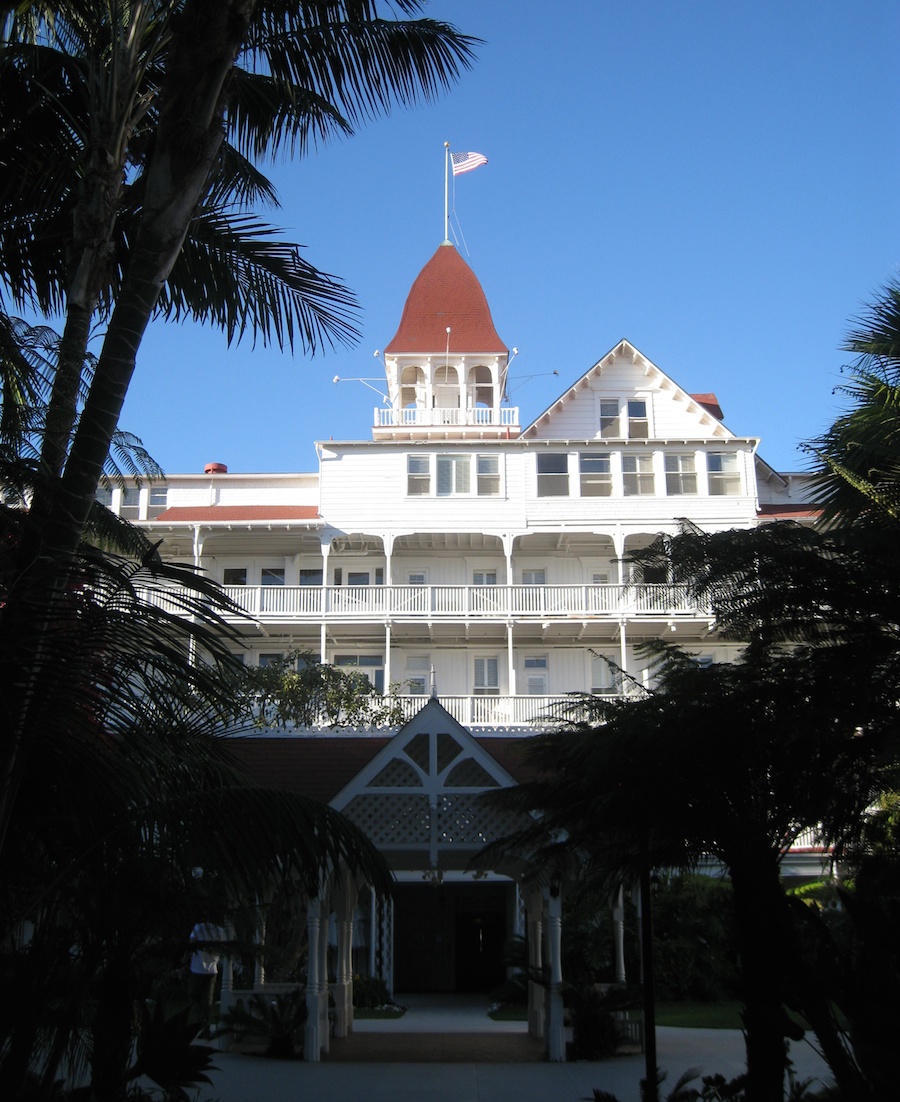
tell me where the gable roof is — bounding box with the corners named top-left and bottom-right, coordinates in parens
top-left (520, 338), bottom-right (738, 441)
top-left (384, 242), bottom-right (507, 356)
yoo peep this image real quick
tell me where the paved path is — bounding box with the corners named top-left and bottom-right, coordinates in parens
top-left (202, 994), bottom-right (832, 1102)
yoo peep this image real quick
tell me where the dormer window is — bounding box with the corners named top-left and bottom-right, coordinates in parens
top-left (599, 399), bottom-right (620, 438)
top-left (627, 399), bottom-right (649, 439)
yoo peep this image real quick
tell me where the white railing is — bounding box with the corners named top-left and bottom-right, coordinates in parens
top-left (374, 406), bottom-right (519, 428)
top-left (243, 693), bottom-right (620, 732)
top-left (218, 582), bottom-right (703, 621)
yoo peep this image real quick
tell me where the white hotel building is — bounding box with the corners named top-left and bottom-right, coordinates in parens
top-left (111, 241), bottom-right (818, 1058)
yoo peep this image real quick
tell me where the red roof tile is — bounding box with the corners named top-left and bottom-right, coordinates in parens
top-left (225, 735), bottom-right (535, 803)
top-left (384, 243), bottom-right (507, 355)
top-left (152, 506), bottom-right (320, 522)
top-left (689, 393), bottom-right (724, 421)
top-left (758, 503), bottom-right (822, 519)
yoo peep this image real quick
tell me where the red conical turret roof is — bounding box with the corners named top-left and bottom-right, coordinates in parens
top-left (384, 243), bottom-right (507, 355)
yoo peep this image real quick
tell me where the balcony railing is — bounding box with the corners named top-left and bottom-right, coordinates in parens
top-left (242, 693), bottom-right (622, 733)
top-left (215, 582), bottom-right (704, 621)
top-left (374, 406), bottom-right (519, 428)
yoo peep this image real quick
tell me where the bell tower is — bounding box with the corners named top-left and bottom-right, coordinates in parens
top-left (374, 242), bottom-right (519, 441)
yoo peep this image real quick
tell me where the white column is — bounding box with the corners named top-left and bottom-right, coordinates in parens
top-left (253, 914), bottom-right (266, 988)
top-left (546, 889), bottom-right (565, 1062)
top-left (507, 620), bottom-right (516, 700)
top-left (614, 885), bottom-right (626, 984)
top-left (304, 898), bottom-right (322, 1061)
top-left (384, 532), bottom-right (395, 586)
top-left (320, 538), bottom-right (331, 620)
top-left (526, 885), bottom-right (544, 1040)
top-left (384, 623), bottom-right (392, 697)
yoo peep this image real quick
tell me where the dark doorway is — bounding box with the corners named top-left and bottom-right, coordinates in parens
top-left (393, 882), bottom-right (510, 993)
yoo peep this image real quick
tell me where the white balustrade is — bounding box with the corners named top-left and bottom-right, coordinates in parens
top-left (206, 583), bottom-right (704, 621)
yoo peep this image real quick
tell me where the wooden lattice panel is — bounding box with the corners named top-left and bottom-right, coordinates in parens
top-left (445, 757), bottom-right (499, 788)
top-left (369, 757), bottom-right (421, 788)
top-left (343, 793), bottom-right (430, 846)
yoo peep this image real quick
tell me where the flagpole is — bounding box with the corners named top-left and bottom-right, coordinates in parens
top-left (443, 141), bottom-right (450, 242)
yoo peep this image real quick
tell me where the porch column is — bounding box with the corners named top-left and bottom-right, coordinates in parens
top-left (332, 874), bottom-right (356, 1038)
top-left (545, 888), bottom-right (565, 1062)
top-left (384, 623), bottom-right (392, 698)
top-left (507, 620), bottom-right (516, 700)
top-left (318, 896), bottom-right (331, 1054)
top-left (304, 897), bottom-right (323, 1061)
top-left (253, 913), bottom-right (266, 988)
top-left (614, 885), bottom-right (627, 984)
top-left (320, 538), bottom-right (331, 621)
top-left (526, 884), bottom-right (544, 1040)
top-left (383, 532), bottom-right (395, 586)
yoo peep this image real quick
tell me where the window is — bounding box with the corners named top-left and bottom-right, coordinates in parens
top-left (406, 655), bottom-right (431, 695)
top-left (335, 654), bottom-right (384, 692)
top-left (599, 399), bottom-right (620, 438)
top-left (537, 453), bottom-right (569, 497)
top-left (95, 485), bottom-right (113, 508)
top-left (476, 454), bottom-right (500, 495)
top-left (665, 454), bottom-right (697, 495)
top-left (298, 568), bottom-right (323, 585)
top-left (708, 452), bottom-right (741, 495)
top-left (623, 454), bottom-right (654, 495)
top-left (591, 655), bottom-right (618, 693)
top-left (258, 653), bottom-right (283, 668)
top-left (522, 569), bottom-right (546, 585)
top-left (524, 654), bottom-right (548, 696)
top-left (473, 571), bottom-right (497, 586)
top-left (436, 454), bottom-right (471, 496)
top-left (627, 399), bottom-right (649, 439)
top-left (408, 570), bottom-right (427, 585)
top-left (347, 571), bottom-right (369, 586)
top-left (580, 452), bottom-right (612, 496)
top-left (148, 486), bottom-right (168, 518)
top-left (261, 568), bottom-right (285, 586)
top-left (223, 567), bottom-right (247, 586)
top-left (121, 486), bottom-right (140, 519)
top-left (474, 657), bottom-right (499, 695)
top-left (407, 455), bottom-right (430, 495)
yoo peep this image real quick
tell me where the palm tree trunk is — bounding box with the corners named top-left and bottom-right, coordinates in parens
top-left (730, 855), bottom-right (790, 1102)
top-left (0, 0), bottom-right (256, 858)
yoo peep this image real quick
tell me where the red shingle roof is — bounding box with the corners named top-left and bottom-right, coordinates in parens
top-left (384, 243), bottom-right (507, 355)
top-left (757, 503), bottom-right (822, 519)
top-left (225, 734), bottom-right (534, 804)
top-left (152, 506), bottom-right (320, 523)
top-left (689, 393), bottom-right (724, 421)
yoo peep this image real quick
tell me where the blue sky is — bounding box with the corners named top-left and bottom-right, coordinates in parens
top-left (119, 0), bottom-right (900, 476)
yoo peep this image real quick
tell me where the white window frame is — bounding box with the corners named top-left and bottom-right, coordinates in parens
top-left (622, 453), bottom-right (655, 495)
top-left (665, 453), bottom-right (698, 495)
top-left (536, 452), bottom-right (570, 497)
top-left (407, 454), bottom-right (430, 496)
top-left (627, 398), bottom-right (650, 439)
top-left (580, 452), bottom-right (613, 496)
top-left (473, 656), bottom-right (500, 695)
top-left (476, 453), bottom-right (501, 496)
top-left (707, 452), bottom-right (742, 495)
top-left (436, 453), bottom-right (471, 496)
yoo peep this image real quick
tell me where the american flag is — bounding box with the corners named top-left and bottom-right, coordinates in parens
top-left (451, 151), bottom-right (488, 176)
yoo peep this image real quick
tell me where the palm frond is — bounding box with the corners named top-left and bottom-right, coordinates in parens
top-left (160, 208), bottom-right (359, 350)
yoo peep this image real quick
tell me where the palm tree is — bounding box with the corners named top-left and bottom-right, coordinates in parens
top-left (488, 638), bottom-right (889, 1102)
top-left (805, 278), bottom-right (900, 528)
top-left (0, 0), bottom-right (478, 855)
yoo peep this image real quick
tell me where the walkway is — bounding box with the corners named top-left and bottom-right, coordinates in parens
top-left (203, 994), bottom-right (832, 1102)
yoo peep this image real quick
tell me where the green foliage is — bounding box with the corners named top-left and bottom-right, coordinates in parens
top-left (218, 990), bottom-right (308, 1059)
top-left (130, 1001), bottom-right (217, 1100)
top-left (352, 974), bottom-right (394, 1009)
top-left (241, 649), bottom-right (407, 729)
top-left (652, 875), bottom-right (738, 1002)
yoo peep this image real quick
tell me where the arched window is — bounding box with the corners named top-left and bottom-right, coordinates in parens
top-left (400, 365), bottom-right (425, 408)
top-left (467, 364), bottom-right (494, 407)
